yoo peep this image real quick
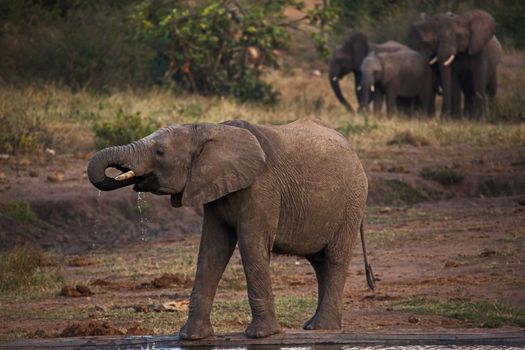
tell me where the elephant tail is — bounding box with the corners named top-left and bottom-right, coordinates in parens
top-left (360, 220), bottom-right (376, 290)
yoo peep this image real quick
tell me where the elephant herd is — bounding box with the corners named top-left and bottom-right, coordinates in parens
top-left (329, 9), bottom-right (502, 119)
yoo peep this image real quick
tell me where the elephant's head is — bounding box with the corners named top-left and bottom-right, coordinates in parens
top-left (328, 32), bottom-right (369, 112)
top-left (87, 123), bottom-right (267, 207)
top-left (357, 53), bottom-right (384, 110)
top-left (408, 12), bottom-right (451, 63)
top-left (435, 10), bottom-right (495, 66)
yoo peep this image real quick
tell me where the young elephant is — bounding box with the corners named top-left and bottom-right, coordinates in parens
top-left (358, 49), bottom-right (436, 116)
top-left (87, 119), bottom-right (373, 340)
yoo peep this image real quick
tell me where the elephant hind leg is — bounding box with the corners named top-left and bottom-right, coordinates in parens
top-left (304, 225), bottom-right (356, 331)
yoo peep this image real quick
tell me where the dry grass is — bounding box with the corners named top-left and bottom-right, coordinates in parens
top-left (1, 49), bottom-right (524, 154)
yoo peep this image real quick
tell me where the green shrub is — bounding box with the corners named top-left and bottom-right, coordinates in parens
top-left (420, 167), bottom-right (465, 185)
top-left (0, 246), bottom-right (63, 293)
top-left (0, 113), bottom-right (50, 154)
top-left (93, 110), bottom-right (160, 149)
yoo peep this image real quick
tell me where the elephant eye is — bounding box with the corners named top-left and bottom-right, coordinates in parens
top-left (156, 148), bottom-right (165, 156)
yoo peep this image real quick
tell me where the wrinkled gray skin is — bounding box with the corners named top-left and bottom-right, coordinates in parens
top-left (409, 10), bottom-right (502, 119)
top-left (358, 49), bottom-right (435, 116)
top-left (87, 119), bottom-right (369, 339)
top-left (328, 32), bottom-right (407, 113)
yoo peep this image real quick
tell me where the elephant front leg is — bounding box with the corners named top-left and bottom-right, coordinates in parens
top-left (180, 208), bottom-right (236, 340)
top-left (237, 227), bottom-right (281, 338)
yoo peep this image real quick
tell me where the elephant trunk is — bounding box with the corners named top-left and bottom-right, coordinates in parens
top-left (329, 67), bottom-right (354, 113)
top-left (87, 145), bottom-right (138, 191)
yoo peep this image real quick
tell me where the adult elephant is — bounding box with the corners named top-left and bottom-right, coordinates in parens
top-left (358, 48), bottom-right (435, 116)
top-left (329, 32), bottom-right (407, 113)
top-left (87, 119), bottom-right (374, 339)
top-left (409, 10), bottom-right (502, 118)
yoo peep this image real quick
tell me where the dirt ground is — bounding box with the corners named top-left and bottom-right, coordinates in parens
top-left (0, 141), bottom-right (524, 339)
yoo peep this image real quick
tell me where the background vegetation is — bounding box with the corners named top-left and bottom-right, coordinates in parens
top-left (0, 0), bottom-right (524, 154)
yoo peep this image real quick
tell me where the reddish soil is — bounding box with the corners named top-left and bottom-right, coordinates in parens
top-left (0, 142), bottom-right (524, 339)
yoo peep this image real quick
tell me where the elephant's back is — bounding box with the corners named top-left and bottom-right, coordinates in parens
top-left (275, 118), bottom-right (366, 192)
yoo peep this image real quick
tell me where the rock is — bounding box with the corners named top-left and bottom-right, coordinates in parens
top-left (126, 324), bottom-right (151, 335)
top-left (75, 285), bottom-right (93, 296)
top-left (94, 304), bottom-right (108, 312)
top-left (47, 171), bottom-right (65, 183)
top-left (408, 316), bottom-right (420, 324)
top-left (311, 70), bottom-right (321, 77)
top-left (60, 321), bottom-right (123, 337)
top-left (45, 148), bottom-right (56, 156)
top-left (60, 285), bottom-right (93, 297)
top-left (443, 260), bottom-right (459, 268)
top-left (151, 273), bottom-right (192, 288)
top-left (33, 329), bottom-right (47, 338)
top-left (157, 300), bottom-right (189, 312)
top-left (0, 154), bottom-right (10, 160)
top-left (68, 256), bottom-right (92, 267)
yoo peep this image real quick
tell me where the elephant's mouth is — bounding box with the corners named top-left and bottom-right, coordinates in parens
top-left (132, 173), bottom-right (161, 193)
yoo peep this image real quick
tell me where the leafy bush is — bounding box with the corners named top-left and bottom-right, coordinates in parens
top-left (131, 0), bottom-right (331, 104)
top-left (93, 110), bottom-right (160, 149)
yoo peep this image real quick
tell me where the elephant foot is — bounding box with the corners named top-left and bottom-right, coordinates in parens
top-left (245, 318), bottom-right (281, 338)
top-left (303, 313), bottom-right (341, 330)
top-left (179, 319), bottom-right (213, 340)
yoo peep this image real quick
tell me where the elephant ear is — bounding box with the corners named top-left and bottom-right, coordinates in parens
top-left (181, 124), bottom-right (267, 207)
top-left (465, 10), bottom-right (495, 55)
top-left (377, 53), bottom-right (394, 84)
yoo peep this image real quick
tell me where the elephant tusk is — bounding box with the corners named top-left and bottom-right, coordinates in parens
top-left (443, 54), bottom-right (455, 66)
top-left (429, 56), bottom-right (438, 65)
top-left (357, 85), bottom-right (362, 91)
top-left (332, 76), bottom-right (338, 82)
top-left (370, 84), bottom-right (375, 93)
top-left (114, 170), bottom-right (135, 181)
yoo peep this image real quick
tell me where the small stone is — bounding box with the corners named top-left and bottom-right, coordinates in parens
top-left (311, 70), bottom-right (321, 77)
top-left (0, 154), bottom-right (10, 160)
top-left (75, 285), bottom-right (93, 296)
top-left (47, 171), bottom-right (65, 183)
top-left (408, 316), bottom-right (419, 324)
top-left (94, 304), bottom-right (108, 312)
top-left (45, 148), bottom-right (56, 156)
top-left (443, 260), bottom-right (459, 268)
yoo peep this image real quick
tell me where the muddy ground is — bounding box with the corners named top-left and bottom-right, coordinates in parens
top-left (0, 142), bottom-right (524, 339)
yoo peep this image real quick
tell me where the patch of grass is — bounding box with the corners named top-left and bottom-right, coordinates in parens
top-left (420, 167), bottom-right (465, 185)
top-left (479, 179), bottom-right (513, 197)
top-left (387, 130), bottom-right (432, 147)
top-left (394, 298), bottom-right (525, 328)
top-left (367, 178), bottom-right (430, 206)
top-left (337, 118), bottom-right (378, 138)
top-left (211, 296), bottom-right (317, 331)
top-left (0, 246), bottom-right (63, 294)
top-left (0, 201), bottom-right (46, 227)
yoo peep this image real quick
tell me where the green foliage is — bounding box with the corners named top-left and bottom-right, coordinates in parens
top-left (479, 179), bottom-right (512, 198)
top-left (420, 167), bottom-right (465, 185)
top-left (395, 297), bottom-right (525, 328)
top-left (0, 201), bottom-right (40, 226)
top-left (131, 1), bottom-right (298, 104)
top-left (0, 112), bottom-right (50, 154)
top-left (337, 117), bottom-right (378, 137)
top-left (0, 2), bottom-right (156, 89)
top-left (0, 246), bottom-right (63, 293)
top-left (492, 0), bottom-right (525, 49)
top-left (93, 110), bottom-right (160, 149)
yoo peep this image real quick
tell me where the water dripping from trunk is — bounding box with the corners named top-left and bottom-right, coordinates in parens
top-left (137, 192), bottom-right (149, 241)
